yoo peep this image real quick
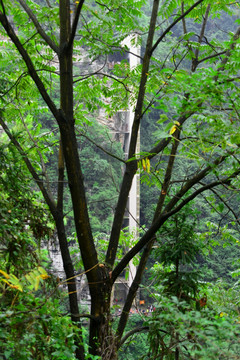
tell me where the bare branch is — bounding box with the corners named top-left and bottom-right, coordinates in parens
top-left (181, 2), bottom-right (188, 34)
top-left (209, 187), bottom-right (240, 225)
top-left (198, 50), bottom-right (227, 65)
top-left (95, 1), bottom-right (120, 12)
top-left (76, 129), bottom-right (126, 163)
top-left (73, 61), bottom-right (106, 83)
top-left (119, 326), bottom-right (149, 346)
top-left (163, 155), bottom-right (226, 214)
top-left (0, 72), bottom-right (28, 99)
top-left (191, 4), bottom-right (211, 71)
top-left (74, 71), bottom-right (131, 94)
top-left (71, 313), bottom-right (99, 321)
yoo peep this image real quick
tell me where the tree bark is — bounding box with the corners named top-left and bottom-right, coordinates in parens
top-left (58, 0), bottom-right (113, 355)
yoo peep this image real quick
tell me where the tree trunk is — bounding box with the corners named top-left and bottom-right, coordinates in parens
top-left (88, 270), bottom-right (117, 358)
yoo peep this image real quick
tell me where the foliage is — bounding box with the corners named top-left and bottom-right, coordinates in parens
top-left (153, 206), bottom-right (202, 299)
top-left (118, 313), bottom-right (149, 360)
top-left (0, 142), bottom-right (53, 274)
top-left (0, 0), bottom-right (240, 359)
top-left (0, 141), bottom-right (81, 359)
top-left (145, 292), bottom-right (240, 360)
top-left (79, 120), bottom-right (124, 235)
top-left (0, 270), bottom-right (80, 360)
top-left (143, 206), bottom-right (240, 359)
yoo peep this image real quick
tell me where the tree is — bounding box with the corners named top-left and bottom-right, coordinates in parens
top-left (0, 0), bottom-right (240, 359)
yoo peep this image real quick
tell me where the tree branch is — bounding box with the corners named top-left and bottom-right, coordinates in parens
top-left (181, 2), bottom-right (188, 34)
top-left (16, 0), bottom-right (59, 54)
top-left (67, 0), bottom-right (85, 51)
top-left (105, 0), bottom-right (161, 268)
top-left (148, 24), bottom-right (240, 160)
top-left (116, 131), bottom-right (181, 341)
top-left (119, 326), bottom-right (149, 346)
top-left (74, 71), bottom-right (131, 94)
top-left (163, 154), bottom-right (226, 214)
top-left (197, 50), bottom-right (227, 65)
top-left (147, 111), bottom-right (193, 159)
top-left (112, 156), bottom-right (239, 281)
top-left (0, 10), bottom-right (60, 122)
top-left (208, 187), bottom-right (240, 225)
top-left (214, 26), bottom-right (240, 80)
top-left (191, 4), bottom-right (211, 71)
top-left (76, 129), bottom-right (125, 163)
top-left (71, 313), bottom-right (99, 321)
top-left (57, 140), bottom-right (65, 211)
top-left (151, 0), bottom-right (205, 55)
top-left (0, 114), bottom-right (57, 213)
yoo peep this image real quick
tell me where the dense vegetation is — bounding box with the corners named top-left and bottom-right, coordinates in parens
top-left (0, 0), bottom-right (240, 359)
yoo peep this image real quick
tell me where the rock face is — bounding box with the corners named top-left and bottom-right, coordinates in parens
top-left (98, 109), bottom-right (130, 150)
top-left (47, 241), bottom-right (65, 281)
top-left (46, 239), bottom-right (91, 307)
